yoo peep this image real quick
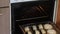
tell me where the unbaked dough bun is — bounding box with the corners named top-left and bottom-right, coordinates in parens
top-left (32, 25), bottom-right (37, 30)
top-left (44, 24), bottom-right (53, 29)
top-left (41, 29), bottom-right (46, 34)
top-left (35, 30), bottom-right (40, 34)
top-left (38, 24), bottom-right (43, 29)
top-left (47, 29), bottom-right (56, 34)
top-left (27, 31), bottom-right (32, 34)
top-left (25, 27), bottom-right (30, 32)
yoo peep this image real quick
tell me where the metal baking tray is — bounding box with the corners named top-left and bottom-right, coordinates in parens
top-left (19, 21), bottom-right (60, 34)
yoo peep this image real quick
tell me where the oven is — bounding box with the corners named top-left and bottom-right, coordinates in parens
top-left (11, 0), bottom-right (60, 34)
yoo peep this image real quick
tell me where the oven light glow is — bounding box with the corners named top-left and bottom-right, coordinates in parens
top-left (24, 0), bottom-right (37, 1)
top-left (10, 0), bottom-right (39, 3)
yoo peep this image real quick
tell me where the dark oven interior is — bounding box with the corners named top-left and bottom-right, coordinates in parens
top-left (11, 0), bottom-right (55, 34)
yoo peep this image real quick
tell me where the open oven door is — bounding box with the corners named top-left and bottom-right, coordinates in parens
top-left (11, 0), bottom-right (60, 34)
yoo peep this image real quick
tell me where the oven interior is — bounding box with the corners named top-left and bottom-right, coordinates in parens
top-left (11, 0), bottom-right (56, 34)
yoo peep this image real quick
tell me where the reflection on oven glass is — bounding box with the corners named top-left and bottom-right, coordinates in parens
top-left (16, 5), bottom-right (49, 20)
